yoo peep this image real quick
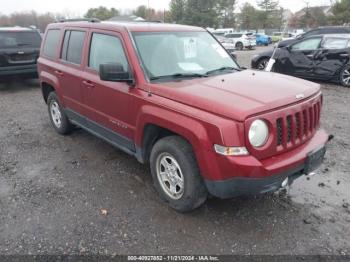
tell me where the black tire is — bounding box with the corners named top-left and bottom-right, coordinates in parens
top-left (257, 57), bottom-right (270, 71)
top-left (235, 42), bottom-right (244, 51)
top-left (150, 136), bottom-right (207, 212)
top-left (339, 65), bottom-right (350, 87)
top-left (47, 92), bottom-right (73, 135)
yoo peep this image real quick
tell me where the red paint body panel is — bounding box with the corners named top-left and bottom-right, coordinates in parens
top-left (38, 22), bottom-right (329, 185)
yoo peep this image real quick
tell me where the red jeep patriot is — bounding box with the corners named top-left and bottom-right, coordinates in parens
top-left (38, 19), bottom-right (330, 212)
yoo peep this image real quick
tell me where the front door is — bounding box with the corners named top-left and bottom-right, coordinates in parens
top-left (80, 30), bottom-right (136, 152)
top-left (277, 37), bottom-right (322, 78)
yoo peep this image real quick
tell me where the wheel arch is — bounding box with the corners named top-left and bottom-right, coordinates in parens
top-left (135, 106), bottom-right (216, 179)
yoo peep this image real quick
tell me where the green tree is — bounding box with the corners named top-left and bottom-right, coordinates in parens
top-left (217, 0), bottom-right (236, 28)
top-left (84, 6), bottom-right (119, 21)
top-left (134, 5), bottom-right (148, 19)
top-left (256, 0), bottom-right (281, 28)
top-left (299, 7), bottom-right (328, 28)
top-left (328, 0), bottom-right (350, 25)
top-left (169, 0), bottom-right (186, 23)
top-left (239, 3), bottom-right (259, 30)
top-left (184, 0), bottom-right (219, 27)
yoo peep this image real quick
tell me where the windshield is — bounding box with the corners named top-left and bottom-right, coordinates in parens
top-left (132, 31), bottom-right (239, 80)
top-left (0, 31), bottom-right (41, 49)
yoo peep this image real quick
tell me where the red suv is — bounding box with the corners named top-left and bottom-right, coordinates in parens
top-left (38, 19), bottom-right (330, 212)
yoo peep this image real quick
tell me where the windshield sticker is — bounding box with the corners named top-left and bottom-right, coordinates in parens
top-left (212, 44), bottom-right (229, 58)
top-left (178, 62), bottom-right (203, 71)
top-left (183, 38), bottom-right (197, 59)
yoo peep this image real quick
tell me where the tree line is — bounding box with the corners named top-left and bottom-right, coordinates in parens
top-left (0, 0), bottom-right (350, 32)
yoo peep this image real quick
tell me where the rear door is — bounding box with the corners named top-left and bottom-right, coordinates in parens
top-left (0, 30), bottom-right (41, 68)
top-left (54, 28), bottom-right (87, 116)
top-left (313, 37), bottom-right (350, 80)
top-left (276, 37), bottom-right (322, 78)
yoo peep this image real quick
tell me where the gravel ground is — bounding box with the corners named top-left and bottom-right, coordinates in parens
top-left (0, 46), bottom-right (349, 255)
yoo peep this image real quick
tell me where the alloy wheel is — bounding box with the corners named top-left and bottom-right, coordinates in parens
top-left (156, 153), bottom-right (184, 200)
top-left (341, 68), bottom-right (350, 87)
top-left (50, 101), bottom-right (62, 128)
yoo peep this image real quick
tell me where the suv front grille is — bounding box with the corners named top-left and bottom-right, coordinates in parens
top-left (245, 94), bottom-right (323, 160)
top-left (275, 99), bottom-right (321, 150)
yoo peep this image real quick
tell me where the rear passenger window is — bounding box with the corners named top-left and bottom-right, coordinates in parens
top-left (323, 38), bottom-right (349, 49)
top-left (43, 29), bottom-right (60, 58)
top-left (61, 30), bottom-right (86, 65)
top-left (89, 33), bottom-right (129, 72)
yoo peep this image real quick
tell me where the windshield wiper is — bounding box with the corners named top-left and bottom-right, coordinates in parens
top-left (150, 73), bottom-right (206, 81)
top-left (205, 66), bottom-right (239, 76)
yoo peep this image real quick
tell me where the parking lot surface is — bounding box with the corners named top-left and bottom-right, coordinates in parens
top-left (0, 46), bottom-right (349, 255)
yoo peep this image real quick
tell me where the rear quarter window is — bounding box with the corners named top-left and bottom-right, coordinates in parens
top-left (43, 29), bottom-right (61, 59)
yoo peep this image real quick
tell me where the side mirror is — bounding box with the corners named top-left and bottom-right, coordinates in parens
top-left (99, 63), bottom-right (134, 85)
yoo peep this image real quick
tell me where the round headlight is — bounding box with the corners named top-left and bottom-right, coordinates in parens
top-left (249, 119), bottom-right (269, 148)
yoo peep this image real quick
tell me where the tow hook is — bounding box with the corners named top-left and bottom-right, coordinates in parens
top-left (328, 135), bottom-right (334, 142)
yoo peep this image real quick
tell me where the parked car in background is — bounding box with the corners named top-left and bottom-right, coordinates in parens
top-left (225, 32), bottom-right (256, 50)
top-left (212, 28), bottom-right (234, 38)
top-left (255, 33), bottom-right (271, 46)
top-left (271, 32), bottom-right (283, 43)
top-left (214, 35), bottom-right (237, 60)
top-left (278, 26), bottom-right (350, 48)
top-left (282, 33), bottom-right (296, 41)
top-left (251, 34), bottom-right (350, 87)
top-left (38, 20), bottom-right (329, 212)
top-left (0, 27), bottom-right (41, 79)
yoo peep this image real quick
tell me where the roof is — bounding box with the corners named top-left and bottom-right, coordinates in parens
top-left (49, 21), bottom-right (204, 32)
top-left (0, 26), bottom-right (36, 32)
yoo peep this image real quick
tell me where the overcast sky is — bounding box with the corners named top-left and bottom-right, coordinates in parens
top-left (0, 0), bottom-right (333, 15)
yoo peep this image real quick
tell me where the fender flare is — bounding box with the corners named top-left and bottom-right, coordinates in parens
top-left (135, 105), bottom-right (215, 178)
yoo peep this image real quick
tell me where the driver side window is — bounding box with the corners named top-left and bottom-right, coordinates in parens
top-left (291, 38), bottom-right (322, 51)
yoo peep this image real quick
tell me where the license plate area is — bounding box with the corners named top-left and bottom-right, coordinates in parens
top-left (304, 146), bottom-right (326, 174)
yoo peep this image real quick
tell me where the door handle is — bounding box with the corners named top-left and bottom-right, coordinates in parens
top-left (340, 53), bottom-right (349, 57)
top-left (82, 80), bottom-right (95, 88)
top-left (54, 70), bottom-right (64, 76)
top-left (306, 54), bottom-right (314, 58)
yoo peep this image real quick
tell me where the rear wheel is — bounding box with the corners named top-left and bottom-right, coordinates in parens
top-left (257, 58), bottom-right (270, 71)
top-left (235, 42), bottom-right (244, 51)
top-left (47, 92), bottom-right (73, 135)
top-left (150, 136), bottom-right (207, 212)
top-left (340, 66), bottom-right (350, 87)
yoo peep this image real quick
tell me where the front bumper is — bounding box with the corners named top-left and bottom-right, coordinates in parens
top-left (0, 64), bottom-right (37, 77)
top-left (204, 129), bottom-right (329, 199)
top-left (205, 164), bottom-right (304, 199)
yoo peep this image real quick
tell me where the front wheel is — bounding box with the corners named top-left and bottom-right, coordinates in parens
top-left (150, 136), bottom-right (207, 212)
top-left (235, 42), bottom-right (244, 51)
top-left (340, 65), bottom-right (350, 87)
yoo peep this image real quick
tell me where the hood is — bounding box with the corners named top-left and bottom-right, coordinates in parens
top-left (148, 70), bottom-right (320, 122)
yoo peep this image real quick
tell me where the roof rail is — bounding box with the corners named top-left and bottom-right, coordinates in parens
top-left (56, 18), bottom-right (100, 23)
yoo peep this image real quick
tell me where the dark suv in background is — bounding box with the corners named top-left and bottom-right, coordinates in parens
top-left (0, 27), bottom-right (41, 79)
top-left (278, 26), bottom-right (350, 48)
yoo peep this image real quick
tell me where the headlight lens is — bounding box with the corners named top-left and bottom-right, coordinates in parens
top-left (249, 119), bottom-right (269, 148)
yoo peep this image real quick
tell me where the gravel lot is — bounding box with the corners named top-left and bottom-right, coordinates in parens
top-left (0, 46), bottom-right (349, 255)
